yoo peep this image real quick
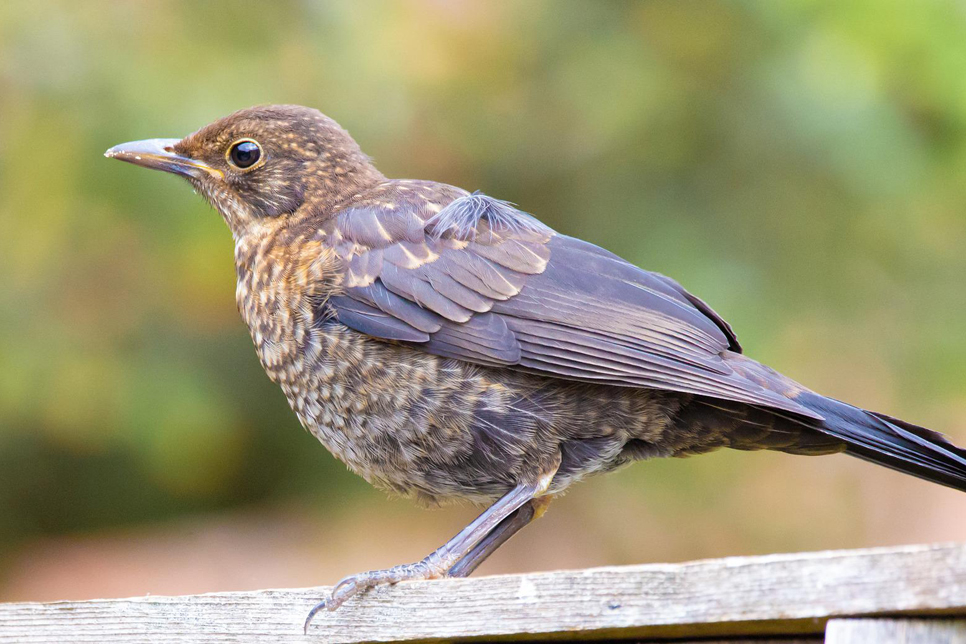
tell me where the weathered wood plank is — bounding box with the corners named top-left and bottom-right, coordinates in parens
top-left (826, 618), bottom-right (966, 643)
top-left (1, 542), bottom-right (965, 643)
top-left (640, 640), bottom-right (823, 643)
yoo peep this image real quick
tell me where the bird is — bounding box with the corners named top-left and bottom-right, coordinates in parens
top-left (106, 105), bottom-right (966, 631)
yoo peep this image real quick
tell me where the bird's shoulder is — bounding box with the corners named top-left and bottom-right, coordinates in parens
top-left (273, 178), bottom-right (551, 290)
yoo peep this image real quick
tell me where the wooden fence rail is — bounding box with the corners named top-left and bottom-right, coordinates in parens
top-left (1, 541), bottom-right (965, 643)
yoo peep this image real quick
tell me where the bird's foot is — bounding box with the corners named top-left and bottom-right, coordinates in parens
top-left (303, 559), bottom-right (445, 632)
top-left (303, 478), bottom-right (558, 633)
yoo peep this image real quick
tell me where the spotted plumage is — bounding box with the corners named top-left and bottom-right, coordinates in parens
top-left (106, 105), bottom-right (966, 625)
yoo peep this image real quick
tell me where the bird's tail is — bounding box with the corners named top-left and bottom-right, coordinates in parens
top-left (793, 391), bottom-right (966, 493)
top-left (719, 353), bottom-right (966, 492)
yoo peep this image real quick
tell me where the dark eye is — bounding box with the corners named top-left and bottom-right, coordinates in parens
top-left (228, 140), bottom-right (262, 169)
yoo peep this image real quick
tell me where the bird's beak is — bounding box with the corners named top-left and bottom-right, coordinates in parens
top-left (104, 138), bottom-right (222, 179)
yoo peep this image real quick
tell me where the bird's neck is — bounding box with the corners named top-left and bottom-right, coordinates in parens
top-left (301, 153), bottom-right (387, 218)
top-left (222, 165), bottom-right (386, 244)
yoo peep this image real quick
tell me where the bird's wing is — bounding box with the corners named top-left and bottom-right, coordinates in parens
top-left (324, 192), bottom-right (819, 418)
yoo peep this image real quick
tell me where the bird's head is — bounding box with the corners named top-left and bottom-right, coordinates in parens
top-left (106, 105), bottom-right (384, 236)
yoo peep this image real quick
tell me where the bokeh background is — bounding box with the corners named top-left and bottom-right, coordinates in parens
top-left (2, 0), bottom-right (966, 602)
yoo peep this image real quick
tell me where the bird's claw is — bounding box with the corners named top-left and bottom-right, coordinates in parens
top-left (302, 599), bottom-right (328, 634)
top-left (303, 560), bottom-right (443, 632)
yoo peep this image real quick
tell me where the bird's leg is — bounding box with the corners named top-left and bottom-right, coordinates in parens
top-left (445, 495), bottom-right (553, 578)
top-left (304, 468), bottom-right (557, 631)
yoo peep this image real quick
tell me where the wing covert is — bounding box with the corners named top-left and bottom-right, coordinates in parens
top-left (324, 190), bottom-right (817, 418)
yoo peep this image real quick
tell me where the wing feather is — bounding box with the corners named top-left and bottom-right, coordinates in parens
top-left (380, 263), bottom-right (474, 322)
top-left (325, 191), bottom-right (818, 419)
top-left (342, 282), bottom-right (443, 333)
top-left (327, 296), bottom-right (430, 342)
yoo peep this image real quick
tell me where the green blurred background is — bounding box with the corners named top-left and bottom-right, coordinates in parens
top-left (2, 0), bottom-right (966, 601)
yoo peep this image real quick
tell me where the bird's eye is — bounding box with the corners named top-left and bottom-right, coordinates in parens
top-left (228, 139), bottom-right (262, 169)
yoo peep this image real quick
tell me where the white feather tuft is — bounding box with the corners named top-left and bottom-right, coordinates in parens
top-left (426, 192), bottom-right (552, 241)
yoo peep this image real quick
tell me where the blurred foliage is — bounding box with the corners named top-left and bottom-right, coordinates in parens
top-left (1, 0), bottom-right (966, 577)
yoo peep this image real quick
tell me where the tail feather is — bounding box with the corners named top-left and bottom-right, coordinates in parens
top-left (797, 392), bottom-right (966, 493)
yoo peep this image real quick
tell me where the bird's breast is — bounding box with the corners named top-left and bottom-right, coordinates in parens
top-left (231, 235), bottom-right (688, 502)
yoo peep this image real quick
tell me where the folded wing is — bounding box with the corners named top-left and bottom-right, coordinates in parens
top-left (324, 191), bottom-right (820, 419)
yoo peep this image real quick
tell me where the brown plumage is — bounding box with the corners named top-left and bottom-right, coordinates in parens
top-left (106, 105), bottom-right (966, 629)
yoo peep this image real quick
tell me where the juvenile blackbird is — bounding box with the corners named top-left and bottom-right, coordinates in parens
top-left (107, 105), bottom-right (966, 629)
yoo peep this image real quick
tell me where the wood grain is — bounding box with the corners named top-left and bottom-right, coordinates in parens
top-left (826, 618), bottom-right (966, 643)
top-left (1, 542), bottom-right (964, 643)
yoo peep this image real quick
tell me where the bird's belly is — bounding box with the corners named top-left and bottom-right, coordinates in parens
top-left (256, 324), bottom-right (530, 502)
top-left (253, 320), bottom-right (685, 504)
